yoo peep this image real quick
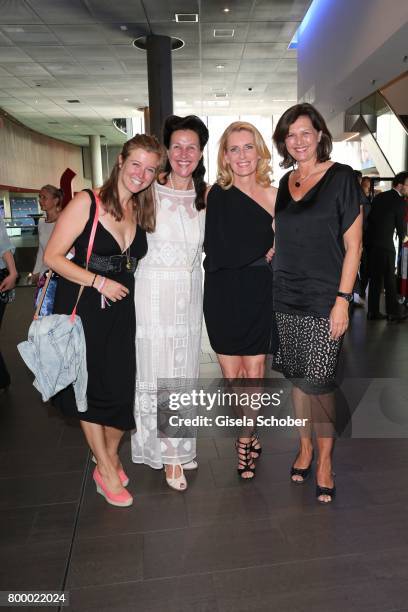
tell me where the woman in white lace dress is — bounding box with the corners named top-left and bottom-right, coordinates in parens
top-left (131, 115), bottom-right (209, 491)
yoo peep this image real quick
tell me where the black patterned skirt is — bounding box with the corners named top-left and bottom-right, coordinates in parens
top-left (272, 312), bottom-right (343, 394)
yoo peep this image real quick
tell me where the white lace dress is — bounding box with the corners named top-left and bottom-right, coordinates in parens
top-left (131, 182), bottom-right (205, 469)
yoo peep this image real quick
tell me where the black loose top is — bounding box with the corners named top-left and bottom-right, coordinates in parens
top-left (203, 184), bottom-right (274, 272)
top-left (273, 163), bottom-right (361, 317)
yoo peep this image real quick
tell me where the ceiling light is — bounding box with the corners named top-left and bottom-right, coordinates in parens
top-left (120, 25), bottom-right (128, 31)
top-left (342, 132), bottom-right (360, 142)
top-left (202, 100), bottom-right (230, 108)
top-left (214, 29), bottom-right (234, 38)
top-left (123, 98), bottom-right (129, 101)
top-left (3, 27), bottom-right (24, 32)
top-left (216, 64), bottom-right (225, 70)
top-left (175, 13), bottom-right (199, 22)
top-left (223, 8), bottom-right (230, 12)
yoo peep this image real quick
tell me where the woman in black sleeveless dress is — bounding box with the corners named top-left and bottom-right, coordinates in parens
top-left (204, 121), bottom-right (276, 479)
top-left (45, 135), bottom-right (163, 507)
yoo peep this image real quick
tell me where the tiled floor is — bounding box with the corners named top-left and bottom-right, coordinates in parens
top-left (1, 291), bottom-right (408, 611)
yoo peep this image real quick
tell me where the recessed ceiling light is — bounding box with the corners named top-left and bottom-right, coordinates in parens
top-left (120, 25), bottom-right (128, 31)
top-left (216, 64), bottom-right (225, 70)
top-left (3, 26), bottom-right (24, 32)
top-left (214, 29), bottom-right (234, 38)
top-left (223, 8), bottom-right (230, 12)
top-left (175, 13), bottom-right (199, 22)
top-left (123, 98), bottom-right (129, 101)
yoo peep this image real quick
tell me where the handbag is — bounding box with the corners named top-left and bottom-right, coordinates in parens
top-left (34, 271), bottom-right (58, 317)
top-left (18, 192), bottom-right (101, 406)
top-left (0, 268), bottom-right (16, 304)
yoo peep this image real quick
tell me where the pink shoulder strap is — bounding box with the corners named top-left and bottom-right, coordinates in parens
top-left (70, 190), bottom-right (100, 322)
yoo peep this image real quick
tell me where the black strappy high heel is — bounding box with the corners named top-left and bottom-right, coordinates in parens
top-left (250, 431), bottom-right (262, 459)
top-left (235, 439), bottom-right (256, 479)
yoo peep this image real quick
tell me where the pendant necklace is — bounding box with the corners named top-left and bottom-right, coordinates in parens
top-left (125, 245), bottom-right (132, 270)
top-left (168, 173), bottom-right (192, 196)
top-left (294, 166), bottom-right (322, 188)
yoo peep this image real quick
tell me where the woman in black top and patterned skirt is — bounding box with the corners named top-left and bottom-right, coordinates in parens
top-left (45, 135), bottom-right (163, 507)
top-left (272, 103), bottom-right (362, 503)
top-left (204, 121), bottom-right (277, 479)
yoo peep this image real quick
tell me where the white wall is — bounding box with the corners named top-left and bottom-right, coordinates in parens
top-left (297, 0), bottom-right (408, 134)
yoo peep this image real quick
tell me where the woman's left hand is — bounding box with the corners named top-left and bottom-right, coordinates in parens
top-left (0, 272), bottom-right (17, 292)
top-left (265, 247), bottom-right (275, 263)
top-left (329, 299), bottom-right (349, 340)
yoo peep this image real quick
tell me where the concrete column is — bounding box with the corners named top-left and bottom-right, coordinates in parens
top-left (89, 135), bottom-right (103, 188)
top-left (146, 35), bottom-right (173, 141)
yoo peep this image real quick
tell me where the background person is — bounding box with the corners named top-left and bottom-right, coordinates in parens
top-left (45, 134), bottom-right (163, 507)
top-left (366, 171), bottom-right (408, 322)
top-left (131, 115), bottom-right (209, 492)
top-left (203, 121), bottom-right (276, 480)
top-left (30, 185), bottom-right (63, 285)
top-left (272, 103), bottom-right (362, 503)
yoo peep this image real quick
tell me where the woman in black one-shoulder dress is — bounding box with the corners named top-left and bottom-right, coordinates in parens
top-left (204, 121), bottom-right (276, 480)
top-left (45, 134), bottom-right (163, 507)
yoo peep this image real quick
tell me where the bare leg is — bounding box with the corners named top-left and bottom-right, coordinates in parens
top-left (291, 387), bottom-right (314, 482)
top-left (80, 420), bottom-right (123, 494)
top-left (104, 425), bottom-right (126, 472)
top-left (313, 392), bottom-right (336, 502)
top-left (217, 354), bottom-right (266, 478)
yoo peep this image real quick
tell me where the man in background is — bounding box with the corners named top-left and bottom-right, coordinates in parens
top-left (366, 171), bottom-right (408, 322)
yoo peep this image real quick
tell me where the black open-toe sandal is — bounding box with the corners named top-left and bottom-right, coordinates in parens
top-left (290, 450), bottom-right (314, 484)
top-left (316, 483), bottom-right (336, 504)
top-left (250, 431), bottom-right (262, 459)
top-left (235, 439), bottom-right (256, 480)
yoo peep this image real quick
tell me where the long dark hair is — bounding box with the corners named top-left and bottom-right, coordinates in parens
top-left (99, 134), bottom-right (164, 232)
top-left (273, 103), bottom-right (333, 168)
top-left (160, 115), bottom-right (209, 211)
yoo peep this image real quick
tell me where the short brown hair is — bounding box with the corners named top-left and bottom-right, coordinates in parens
top-left (273, 103), bottom-right (332, 168)
top-left (99, 134), bottom-right (165, 232)
top-left (217, 121), bottom-right (272, 189)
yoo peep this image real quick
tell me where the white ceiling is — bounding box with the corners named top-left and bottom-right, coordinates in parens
top-left (0, 0), bottom-right (311, 146)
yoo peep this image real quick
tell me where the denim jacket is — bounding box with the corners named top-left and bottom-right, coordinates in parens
top-left (18, 313), bottom-right (88, 411)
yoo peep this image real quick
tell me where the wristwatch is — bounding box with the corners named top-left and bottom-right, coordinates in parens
top-left (337, 291), bottom-right (353, 302)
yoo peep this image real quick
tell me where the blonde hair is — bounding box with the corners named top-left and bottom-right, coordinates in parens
top-left (217, 121), bottom-right (272, 189)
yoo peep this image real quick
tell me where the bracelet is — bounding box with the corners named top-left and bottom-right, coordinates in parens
top-left (91, 273), bottom-right (97, 288)
top-left (97, 276), bottom-right (106, 293)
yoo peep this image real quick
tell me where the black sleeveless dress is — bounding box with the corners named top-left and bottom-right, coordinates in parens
top-left (203, 184), bottom-right (274, 356)
top-left (52, 190), bottom-right (147, 430)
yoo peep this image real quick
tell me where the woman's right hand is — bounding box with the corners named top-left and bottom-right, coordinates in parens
top-left (0, 271), bottom-right (17, 292)
top-left (95, 276), bottom-right (129, 302)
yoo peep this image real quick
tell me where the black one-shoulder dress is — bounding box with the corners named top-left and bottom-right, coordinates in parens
top-left (53, 190), bottom-right (147, 430)
top-left (203, 184), bottom-right (274, 356)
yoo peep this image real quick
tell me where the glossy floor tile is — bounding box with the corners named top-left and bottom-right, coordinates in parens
top-left (1, 289), bottom-right (408, 610)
